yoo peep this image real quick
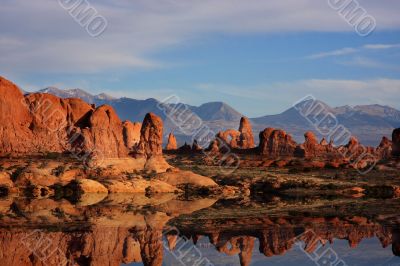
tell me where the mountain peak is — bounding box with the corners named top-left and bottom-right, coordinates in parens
top-left (96, 93), bottom-right (115, 101)
top-left (37, 87), bottom-right (119, 104)
top-left (193, 101), bottom-right (243, 121)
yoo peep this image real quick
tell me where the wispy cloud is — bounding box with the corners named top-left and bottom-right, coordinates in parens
top-left (363, 43), bottom-right (400, 50)
top-left (307, 43), bottom-right (400, 59)
top-left (306, 47), bottom-right (358, 59)
top-left (1, 0), bottom-right (400, 74)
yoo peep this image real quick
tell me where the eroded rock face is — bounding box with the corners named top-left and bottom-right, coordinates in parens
top-left (0, 78), bottom-right (56, 155)
top-left (339, 136), bottom-right (367, 160)
top-left (135, 113), bottom-right (163, 158)
top-left (178, 142), bottom-right (192, 152)
top-left (376, 136), bottom-right (392, 159)
top-left (209, 117), bottom-right (255, 150)
top-left (0, 76), bottom-right (165, 161)
top-left (123, 121), bottom-right (141, 150)
top-left (320, 138), bottom-right (328, 146)
top-left (81, 105), bottom-right (128, 158)
top-left (155, 170), bottom-right (218, 187)
top-left (77, 179), bottom-right (109, 194)
top-left (207, 139), bottom-right (221, 153)
top-left (238, 117), bottom-right (255, 149)
top-left (217, 129), bottom-right (241, 149)
top-left (259, 128), bottom-right (297, 157)
top-left (165, 133), bottom-right (177, 151)
top-left (393, 128), bottom-right (400, 157)
top-left (192, 140), bottom-right (202, 151)
top-left (0, 77), bottom-right (98, 156)
top-left (294, 131), bottom-right (334, 158)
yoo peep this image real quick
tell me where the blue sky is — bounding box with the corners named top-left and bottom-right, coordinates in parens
top-left (1, 0), bottom-right (400, 117)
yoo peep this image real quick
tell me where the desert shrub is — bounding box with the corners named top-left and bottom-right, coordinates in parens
top-left (38, 161), bottom-right (48, 169)
top-left (52, 165), bottom-right (66, 177)
top-left (321, 183), bottom-right (337, 190)
top-left (0, 186), bottom-right (8, 197)
top-left (51, 183), bottom-right (65, 200)
top-left (145, 186), bottom-right (157, 197)
top-left (52, 207), bottom-right (66, 218)
top-left (44, 152), bottom-right (60, 160)
top-left (10, 167), bottom-right (25, 182)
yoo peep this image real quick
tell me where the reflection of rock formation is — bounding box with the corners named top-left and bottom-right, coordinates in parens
top-left (392, 229), bottom-right (400, 256)
top-left (2, 195), bottom-right (400, 266)
top-left (0, 195), bottom-right (217, 266)
top-left (239, 237), bottom-right (255, 266)
top-left (1, 217), bottom-right (400, 266)
top-left (215, 236), bottom-right (255, 266)
top-left (137, 227), bottom-right (163, 266)
top-left (174, 216), bottom-right (400, 266)
top-left (259, 228), bottom-right (295, 257)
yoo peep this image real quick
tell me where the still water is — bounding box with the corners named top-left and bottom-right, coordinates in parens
top-left (1, 194), bottom-right (400, 266)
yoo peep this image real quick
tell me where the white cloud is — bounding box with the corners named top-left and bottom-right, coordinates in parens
top-left (1, 0), bottom-right (400, 74)
top-left (306, 47), bottom-right (358, 59)
top-left (363, 43), bottom-right (400, 49)
top-left (306, 42), bottom-right (400, 62)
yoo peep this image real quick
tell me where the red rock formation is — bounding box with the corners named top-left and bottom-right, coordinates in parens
top-left (165, 133), bottom-right (178, 150)
top-left (375, 136), bottom-right (392, 159)
top-left (135, 113), bottom-right (163, 158)
top-left (339, 136), bottom-right (367, 161)
top-left (0, 76), bottom-right (160, 161)
top-left (192, 139), bottom-right (202, 151)
top-left (0, 78), bottom-right (50, 155)
top-left (217, 129), bottom-right (241, 149)
top-left (64, 98), bottom-right (94, 126)
top-left (238, 117), bottom-right (255, 149)
top-left (209, 117), bottom-right (255, 150)
top-left (294, 131), bottom-right (335, 158)
top-left (207, 139), bottom-right (221, 153)
top-left (320, 138), bottom-right (328, 146)
top-left (178, 142), bottom-right (192, 152)
top-left (393, 128), bottom-right (400, 157)
top-left (123, 121), bottom-right (141, 150)
top-left (259, 128), bottom-right (297, 157)
top-left (80, 105), bottom-right (128, 158)
top-left (0, 77), bottom-right (100, 156)
top-left (347, 136), bottom-right (360, 150)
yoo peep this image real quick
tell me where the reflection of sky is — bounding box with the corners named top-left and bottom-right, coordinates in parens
top-left (125, 237), bottom-right (400, 266)
top-left (250, 238), bottom-right (400, 266)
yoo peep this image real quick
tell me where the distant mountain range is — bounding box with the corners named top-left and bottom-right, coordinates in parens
top-left (38, 87), bottom-right (115, 103)
top-left (34, 87), bottom-right (400, 146)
